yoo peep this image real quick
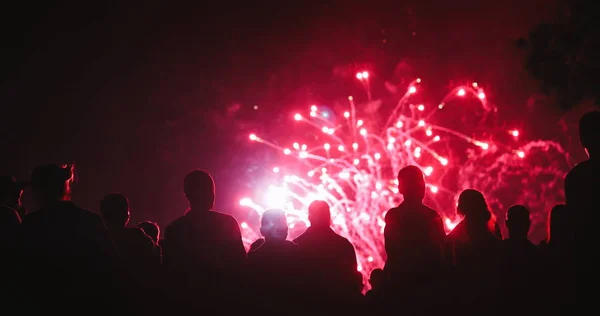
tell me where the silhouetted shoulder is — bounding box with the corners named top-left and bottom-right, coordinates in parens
top-left (212, 210), bottom-right (240, 225)
top-left (332, 231), bottom-right (354, 248)
top-left (565, 159), bottom-right (598, 186)
top-left (565, 159), bottom-right (599, 208)
top-left (285, 240), bottom-right (299, 247)
top-left (423, 205), bottom-right (442, 219)
top-left (164, 216), bottom-right (186, 236)
top-left (212, 210), bottom-right (242, 236)
top-left (384, 206), bottom-right (400, 222)
top-left (249, 238), bottom-right (265, 252)
top-left (23, 202), bottom-right (104, 228)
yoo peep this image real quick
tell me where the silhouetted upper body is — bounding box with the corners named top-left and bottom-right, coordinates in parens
top-left (384, 166), bottom-right (445, 280)
top-left (293, 200), bottom-right (361, 300)
top-left (385, 201), bottom-right (446, 275)
top-left (295, 226), bottom-right (360, 292)
top-left (20, 165), bottom-right (117, 298)
top-left (446, 189), bottom-right (502, 307)
top-left (565, 111), bottom-right (599, 246)
top-left (164, 208), bottom-right (246, 275)
top-left (21, 201), bottom-right (117, 293)
top-left (163, 170), bottom-right (246, 306)
top-left (248, 239), bottom-right (300, 278)
top-left (539, 204), bottom-right (575, 305)
top-left (294, 226), bottom-right (357, 272)
top-left (248, 209), bottom-right (303, 311)
top-left (101, 193), bottom-right (161, 268)
top-left (365, 268), bottom-right (384, 303)
top-left (502, 205), bottom-right (544, 306)
top-left (565, 158), bottom-right (598, 209)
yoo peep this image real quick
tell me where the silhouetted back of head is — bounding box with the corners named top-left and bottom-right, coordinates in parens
top-left (506, 205), bottom-right (530, 239)
top-left (30, 164), bottom-right (74, 208)
top-left (138, 221), bottom-right (160, 243)
top-left (579, 111), bottom-right (600, 155)
top-left (184, 169), bottom-right (215, 210)
top-left (100, 193), bottom-right (130, 228)
top-left (260, 209), bottom-right (288, 242)
top-left (457, 189), bottom-right (491, 223)
top-left (548, 204), bottom-right (571, 244)
top-left (369, 268), bottom-right (384, 289)
top-left (308, 200), bottom-right (331, 228)
top-left (397, 165), bottom-right (425, 202)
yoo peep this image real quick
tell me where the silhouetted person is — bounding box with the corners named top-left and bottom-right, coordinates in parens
top-left (539, 205), bottom-right (575, 306)
top-left (138, 220), bottom-right (160, 245)
top-left (19, 164), bottom-right (117, 307)
top-left (294, 201), bottom-right (362, 310)
top-left (446, 189), bottom-right (502, 307)
top-left (248, 209), bottom-right (301, 311)
top-left (163, 169), bottom-right (246, 312)
top-left (541, 205), bottom-right (572, 251)
top-left (384, 167), bottom-right (445, 276)
top-left (565, 111), bottom-right (599, 241)
top-left (100, 193), bottom-right (161, 296)
top-left (294, 200), bottom-right (362, 308)
top-left (365, 268), bottom-right (384, 303)
top-left (502, 205), bottom-right (543, 310)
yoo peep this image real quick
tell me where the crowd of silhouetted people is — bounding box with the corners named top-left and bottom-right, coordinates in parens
top-left (1, 111), bottom-right (593, 315)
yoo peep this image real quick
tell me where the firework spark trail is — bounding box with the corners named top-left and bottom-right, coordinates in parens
top-left (239, 74), bottom-right (568, 289)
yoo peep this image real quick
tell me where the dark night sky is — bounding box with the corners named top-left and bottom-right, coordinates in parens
top-left (1, 1), bottom-right (575, 230)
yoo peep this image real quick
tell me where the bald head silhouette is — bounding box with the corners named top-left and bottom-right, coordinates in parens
top-left (397, 165), bottom-right (426, 202)
top-left (260, 209), bottom-right (288, 241)
top-left (506, 205), bottom-right (530, 240)
top-left (548, 204), bottom-right (571, 244)
top-left (100, 193), bottom-right (130, 228)
top-left (184, 170), bottom-right (215, 210)
top-left (308, 200), bottom-right (331, 229)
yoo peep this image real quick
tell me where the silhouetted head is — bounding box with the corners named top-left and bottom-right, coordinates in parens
top-left (548, 204), bottom-right (571, 244)
top-left (397, 165), bottom-right (425, 202)
top-left (506, 205), bottom-right (530, 240)
top-left (0, 176), bottom-right (27, 210)
top-left (184, 169), bottom-right (215, 210)
top-left (579, 111), bottom-right (600, 157)
top-left (260, 209), bottom-right (288, 242)
top-left (369, 268), bottom-right (384, 289)
top-left (457, 189), bottom-right (491, 223)
top-left (30, 164), bottom-right (74, 209)
top-left (137, 221), bottom-right (160, 243)
top-left (308, 200), bottom-right (331, 229)
top-left (100, 193), bottom-right (130, 228)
